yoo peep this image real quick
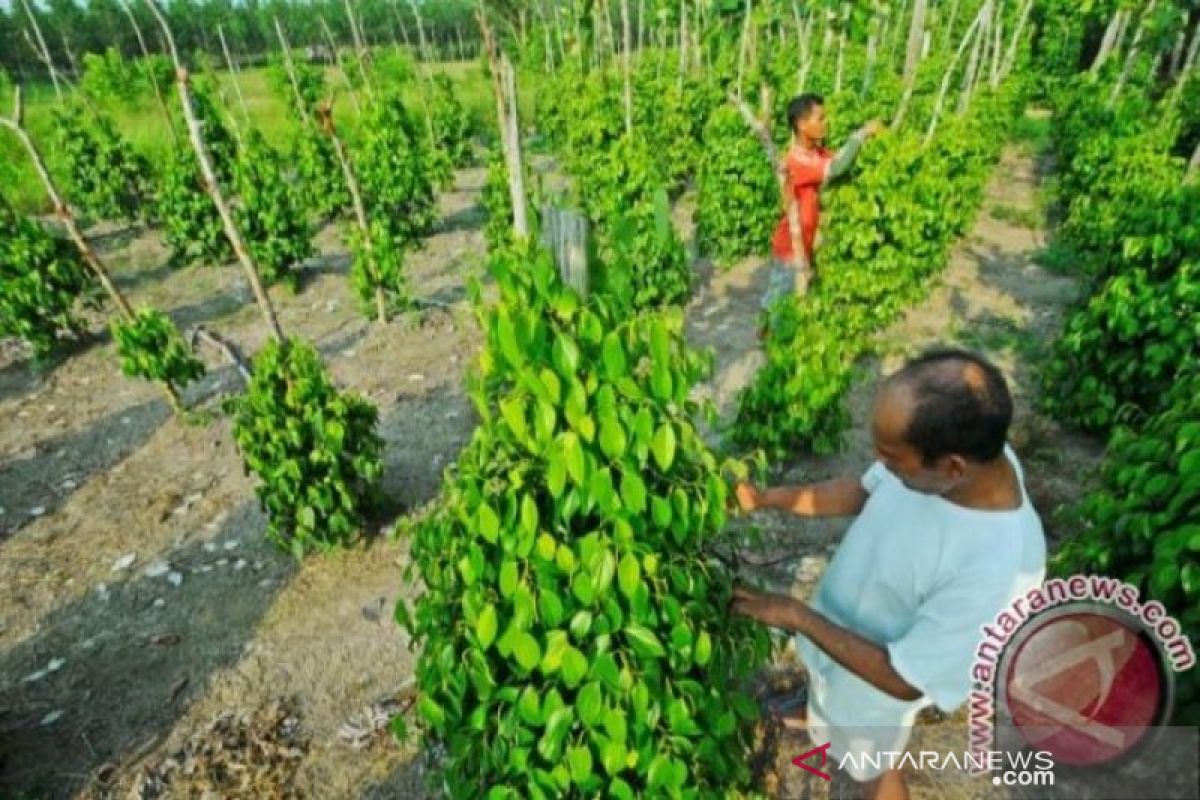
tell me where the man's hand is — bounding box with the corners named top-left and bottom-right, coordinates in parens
top-left (733, 481), bottom-right (761, 513)
top-left (731, 585), bottom-right (802, 631)
top-left (861, 119), bottom-right (885, 139)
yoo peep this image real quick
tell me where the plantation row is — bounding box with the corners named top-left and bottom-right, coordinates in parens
top-left (2, 10), bottom-right (478, 557)
top-left (395, 2), bottom-right (1044, 797)
top-left (1034, 3), bottom-right (1199, 724)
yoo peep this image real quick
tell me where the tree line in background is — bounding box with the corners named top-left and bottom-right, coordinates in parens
top-left (0, 0), bottom-right (482, 80)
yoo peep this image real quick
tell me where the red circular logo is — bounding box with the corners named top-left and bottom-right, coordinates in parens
top-left (998, 606), bottom-right (1171, 766)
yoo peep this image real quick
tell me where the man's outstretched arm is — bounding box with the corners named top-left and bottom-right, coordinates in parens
top-left (735, 476), bottom-right (867, 517)
top-left (731, 586), bottom-right (923, 702)
top-left (824, 119), bottom-right (884, 183)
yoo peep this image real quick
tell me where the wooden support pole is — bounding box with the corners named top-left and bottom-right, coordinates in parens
top-left (1000, 0), bottom-right (1035, 80)
top-left (928, 3), bottom-right (984, 143)
top-left (143, 0), bottom-right (284, 343)
top-left (218, 25), bottom-right (251, 124)
top-left (903, 0), bottom-right (928, 86)
top-left (274, 18), bottom-right (312, 126)
top-left (18, 0), bottom-right (62, 100)
top-left (320, 15), bottom-right (363, 115)
top-left (478, 4), bottom-right (529, 239)
top-left (119, 0), bottom-right (177, 142)
top-left (622, 0), bottom-right (633, 133)
top-left (1109, 0), bottom-right (1159, 108)
top-left (316, 100), bottom-right (387, 322)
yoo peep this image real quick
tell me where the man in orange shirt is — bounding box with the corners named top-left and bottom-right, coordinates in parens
top-left (763, 94), bottom-right (883, 316)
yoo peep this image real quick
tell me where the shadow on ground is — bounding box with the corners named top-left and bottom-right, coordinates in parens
top-left (0, 399), bottom-right (171, 541)
top-left (0, 502), bottom-right (298, 798)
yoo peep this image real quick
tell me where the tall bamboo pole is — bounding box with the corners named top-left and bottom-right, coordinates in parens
top-left (928, 4), bottom-right (985, 143)
top-left (143, 0), bottom-right (284, 343)
top-left (218, 25), bottom-right (251, 124)
top-left (1109, 0), bottom-right (1159, 107)
top-left (119, 0), bottom-right (177, 142)
top-left (320, 16), bottom-right (363, 115)
top-left (18, 0), bottom-right (62, 99)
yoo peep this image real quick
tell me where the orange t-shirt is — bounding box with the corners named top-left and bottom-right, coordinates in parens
top-left (771, 146), bottom-right (833, 264)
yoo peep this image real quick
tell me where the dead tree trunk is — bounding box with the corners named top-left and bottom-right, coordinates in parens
top-left (1091, 9), bottom-right (1126, 74)
top-left (622, 0), bottom-right (633, 133)
top-left (957, 0), bottom-right (990, 113)
top-left (274, 18), bottom-right (312, 126)
top-left (834, 4), bottom-right (849, 94)
top-left (903, 0), bottom-right (928, 86)
top-left (479, 4), bottom-right (530, 239)
top-left (731, 87), bottom-right (811, 296)
top-left (1109, 0), bottom-right (1159, 108)
top-left (320, 16), bottom-right (363, 115)
top-left (1000, 0), bottom-right (1035, 80)
top-left (143, 0), bottom-right (284, 343)
top-left (736, 0), bottom-right (753, 100)
top-left (218, 25), bottom-right (250, 123)
top-left (928, 4), bottom-right (985, 143)
top-left (18, 0), bottom-right (62, 99)
top-left (316, 101), bottom-right (387, 322)
top-left (119, 0), bottom-right (177, 141)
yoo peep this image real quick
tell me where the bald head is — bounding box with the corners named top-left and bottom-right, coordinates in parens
top-left (879, 349), bottom-right (1012, 465)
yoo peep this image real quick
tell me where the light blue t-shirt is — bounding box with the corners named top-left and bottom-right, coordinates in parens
top-left (795, 445), bottom-right (1046, 780)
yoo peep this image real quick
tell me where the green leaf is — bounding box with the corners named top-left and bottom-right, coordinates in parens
top-left (476, 603), bottom-right (498, 650)
top-left (624, 624), bottom-right (665, 659)
top-left (567, 744), bottom-right (593, 785)
top-left (560, 432), bottom-right (586, 486)
top-left (500, 396), bottom-right (528, 441)
top-left (577, 681), bottom-right (604, 727)
top-left (547, 450), bottom-right (567, 498)
top-left (553, 332), bottom-right (581, 376)
top-left (694, 630), bottom-right (713, 665)
top-left (477, 503), bottom-right (500, 544)
top-left (651, 423), bottom-right (676, 470)
top-left (617, 553), bottom-right (641, 598)
top-left (512, 631), bottom-right (542, 671)
top-left (599, 418), bottom-right (628, 460)
top-left (601, 332), bottom-right (627, 378)
top-left (570, 610), bottom-right (594, 640)
top-left (521, 494), bottom-right (539, 536)
top-left (619, 471), bottom-right (647, 514)
top-left (561, 645), bottom-right (589, 688)
top-left (499, 560), bottom-right (519, 597)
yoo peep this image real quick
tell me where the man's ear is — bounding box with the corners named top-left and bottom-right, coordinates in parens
top-left (942, 454), bottom-right (969, 481)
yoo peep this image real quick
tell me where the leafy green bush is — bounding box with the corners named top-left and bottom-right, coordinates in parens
top-left (346, 94), bottom-right (438, 319)
top-left (80, 47), bottom-right (142, 105)
top-left (292, 124), bottom-right (351, 220)
top-left (429, 73), bottom-right (474, 168)
top-left (234, 131), bottom-right (314, 291)
top-left (1042, 263), bottom-right (1198, 432)
top-left (51, 102), bottom-right (149, 222)
top-left (0, 203), bottom-right (95, 358)
top-left (111, 308), bottom-right (205, 393)
top-left (267, 51), bottom-right (326, 118)
top-left (1053, 370), bottom-right (1200, 724)
top-left (1041, 79), bottom-right (1198, 433)
top-left (157, 147), bottom-right (231, 266)
top-left (227, 338), bottom-right (383, 556)
top-left (694, 105), bottom-right (778, 268)
top-left (399, 244), bottom-right (770, 797)
top-left (733, 87), bottom-right (1022, 458)
top-left (578, 133), bottom-right (692, 311)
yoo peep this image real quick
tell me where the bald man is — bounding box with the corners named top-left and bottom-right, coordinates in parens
top-left (730, 348), bottom-right (1046, 800)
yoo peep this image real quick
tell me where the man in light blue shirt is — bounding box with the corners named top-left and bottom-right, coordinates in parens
top-left (732, 348), bottom-right (1046, 800)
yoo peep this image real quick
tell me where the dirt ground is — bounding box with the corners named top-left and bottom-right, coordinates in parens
top-left (0, 131), bottom-right (1104, 799)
